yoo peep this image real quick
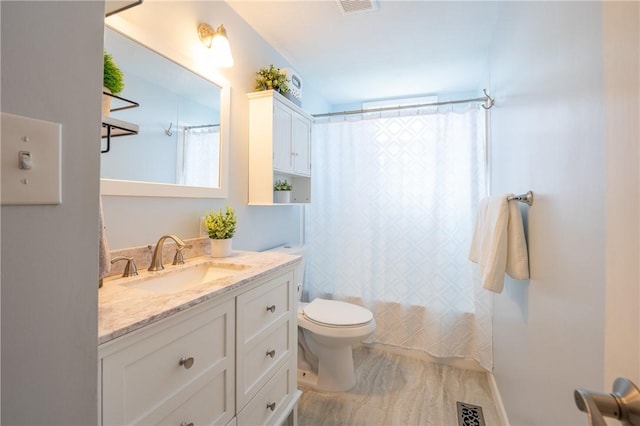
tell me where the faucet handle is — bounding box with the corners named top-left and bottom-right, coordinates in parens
top-left (111, 256), bottom-right (139, 277)
top-left (172, 244), bottom-right (192, 265)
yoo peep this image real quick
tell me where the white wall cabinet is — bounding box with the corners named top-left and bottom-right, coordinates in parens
top-left (290, 114), bottom-right (311, 176)
top-left (99, 268), bottom-right (300, 425)
top-left (248, 90), bottom-right (312, 205)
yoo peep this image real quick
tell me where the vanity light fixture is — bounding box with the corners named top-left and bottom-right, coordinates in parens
top-left (197, 23), bottom-right (234, 68)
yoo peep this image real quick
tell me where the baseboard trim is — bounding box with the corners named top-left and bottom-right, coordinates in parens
top-left (488, 372), bottom-right (510, 426)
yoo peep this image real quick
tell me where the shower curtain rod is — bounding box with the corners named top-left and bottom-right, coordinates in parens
top-left (312, 89), bottom-right (494, 118)
top-left (184, 123), bottom-right (220, 130)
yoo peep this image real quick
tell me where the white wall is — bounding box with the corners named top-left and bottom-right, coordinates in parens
top-left (101, 1), bottom-right (330, 251)
top-left (489, 2), bottom-right (639, 424)
top-left (1, 1), bottom-right (104, 423)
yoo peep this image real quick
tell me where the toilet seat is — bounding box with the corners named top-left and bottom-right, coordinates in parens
top-left (302, 298), bottom-right (373, 327)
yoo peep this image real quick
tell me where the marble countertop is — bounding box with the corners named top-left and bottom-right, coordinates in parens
top-left (98, 250), bottom-right (301, 345)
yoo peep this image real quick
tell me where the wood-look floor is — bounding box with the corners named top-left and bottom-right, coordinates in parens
top-left (298, 345), bottom-right (502, 426)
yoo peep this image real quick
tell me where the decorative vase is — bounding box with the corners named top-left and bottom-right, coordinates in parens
top-left (210, 238), bottom-right (233, 258)
top-left (274, 190), bottom-right (291, 203)
top-left (102, 87), bottom-right (112, 116)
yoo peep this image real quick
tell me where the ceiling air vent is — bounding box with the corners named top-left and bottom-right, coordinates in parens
top-left (336, 0), bottom-right (379, 14)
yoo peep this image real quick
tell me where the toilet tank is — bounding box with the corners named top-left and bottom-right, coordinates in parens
top-left (263, 245), bottom-right (305, 301)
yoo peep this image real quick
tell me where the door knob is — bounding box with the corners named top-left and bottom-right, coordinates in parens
top-left (575, 377), bottom-right (640, 426)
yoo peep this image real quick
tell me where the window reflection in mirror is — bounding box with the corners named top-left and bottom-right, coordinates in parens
top-left (102, 28), bottom-right (222, 189)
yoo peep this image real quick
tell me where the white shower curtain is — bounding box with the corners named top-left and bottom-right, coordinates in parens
top-left (179, 126), bottom-right (220, 187)
top-left (305, 106), bottom-right (493, 370)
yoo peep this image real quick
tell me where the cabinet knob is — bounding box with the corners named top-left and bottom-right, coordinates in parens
top-left (180, 422), bottom-right (194, 426)
top-left (179, 356), bottom-right (194, 369)
top-left (266, 305), bottom-right (276, 313)
top-left (267, 402), bottom-right (276, 412)
top-left (266, 349), bottom-right (276, 358)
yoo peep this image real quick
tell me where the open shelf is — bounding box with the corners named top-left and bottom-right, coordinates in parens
top-left (101, 92), bottom-right (139, 153)
top-left (102, 116), bottom-right (139, 138)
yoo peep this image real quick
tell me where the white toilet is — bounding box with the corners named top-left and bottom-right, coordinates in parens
top-left (268, 245), bottom-right (376, 392)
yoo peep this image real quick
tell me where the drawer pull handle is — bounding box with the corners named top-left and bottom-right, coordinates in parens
top-left (179, 356), bottom-right (194, 369)
top-left (266, 305), bottom-right (276, 313)
top-left (267, 402), bottom-right (276, 411)
top-left (266, 349), bottom-right (276, 358)
top-left (180, 423), bottom-right (194, 426)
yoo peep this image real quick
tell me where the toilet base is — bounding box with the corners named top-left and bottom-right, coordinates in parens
top-left (301, 328), bottom-right (357, 391)
top-left (297, 363), bottom-right (356, 392)
top-left (297, 368), bottom-right (319, 389)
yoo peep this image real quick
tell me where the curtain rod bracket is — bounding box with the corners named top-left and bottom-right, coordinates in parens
top-left (481, 89), bottom-right (494, 110)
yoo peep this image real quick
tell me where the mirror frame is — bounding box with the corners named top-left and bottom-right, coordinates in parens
top-left (101, 19), bottom-right (230, 199)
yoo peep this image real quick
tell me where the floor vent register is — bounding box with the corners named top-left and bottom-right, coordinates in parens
top-left (456, 401), bottom-right (486, 426)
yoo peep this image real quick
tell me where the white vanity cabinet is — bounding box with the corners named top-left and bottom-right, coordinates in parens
top-left (99, 298), bottom-right (235, 426)
top-left (98, 267), bottom-right (301, 426)
top-left (248, 90), bottom-right (312, 205)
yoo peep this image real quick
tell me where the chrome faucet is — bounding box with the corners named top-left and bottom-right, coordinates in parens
top-left (111, 256), bottom-right (138, 277)
top-left (148, 234), bottom-right (187, 271)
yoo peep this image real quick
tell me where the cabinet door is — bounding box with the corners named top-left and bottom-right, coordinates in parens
top-left (100, 299), bottom-right (235, 425)
top-left (272, 102), bottom-right (293, 173)
top-left (291, 114), bottom-right (311, 176)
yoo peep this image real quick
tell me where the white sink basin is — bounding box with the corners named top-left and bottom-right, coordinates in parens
top-left (121, 262), bottom-right (250, 293)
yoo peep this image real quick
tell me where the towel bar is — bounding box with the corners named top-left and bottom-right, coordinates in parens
top-left (507, 191), bottom-right (534, 206)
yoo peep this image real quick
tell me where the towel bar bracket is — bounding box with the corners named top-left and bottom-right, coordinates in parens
top-left (507, 191), bottom-right (534, 206)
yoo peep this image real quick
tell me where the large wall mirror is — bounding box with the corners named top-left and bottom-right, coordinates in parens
top-left (101, 26), bottom-right (230, 198)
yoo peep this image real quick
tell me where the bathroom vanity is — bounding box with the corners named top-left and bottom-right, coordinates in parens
top-left (98, 251), bottom-right (301, 425)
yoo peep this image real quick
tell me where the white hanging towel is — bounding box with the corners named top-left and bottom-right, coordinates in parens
top-left (469, 194), bottom-right (530, 293)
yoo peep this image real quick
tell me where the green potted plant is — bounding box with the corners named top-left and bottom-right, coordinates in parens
top-left (204, 205), bottom-right (237, 257)
top-left (102, 51), bottom-right (125, 116)
top-left (274, 179), bottom-right (293, 203)
top-left (255, 64), bottom-right (290, 94)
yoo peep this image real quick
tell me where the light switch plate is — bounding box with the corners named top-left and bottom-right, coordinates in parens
top-left (1, 112), bottom-right (62, 205)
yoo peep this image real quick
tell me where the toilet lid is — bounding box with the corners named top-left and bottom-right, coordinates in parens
top-left (302, 298), bottom-right (373, 327)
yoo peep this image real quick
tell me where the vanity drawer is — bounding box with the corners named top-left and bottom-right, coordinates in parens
top-left (238, 319), bottom-right (291, 407)
top-left (237, 364), bottom-right (295, 426)
top-left (135, 365), bottom-right (233, 426)
top-left (100, 299), bottom-right (234, 425)
top-left (237, 270), bottom-right (293, 344)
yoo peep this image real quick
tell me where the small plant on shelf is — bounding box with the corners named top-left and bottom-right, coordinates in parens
top-left (274, 180), bottom-right (293, 191)
top-left (204, 205), bottom-right (237, 240)
top-left (255, 64), bottom-right (290, 94)
top-left (103, 50), bottom-right (125, 95)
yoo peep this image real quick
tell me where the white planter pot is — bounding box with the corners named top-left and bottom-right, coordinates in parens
top-left (274, 190), bottom-right (291, 203)
top-left (210, 238), bottom-right (233, 258)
